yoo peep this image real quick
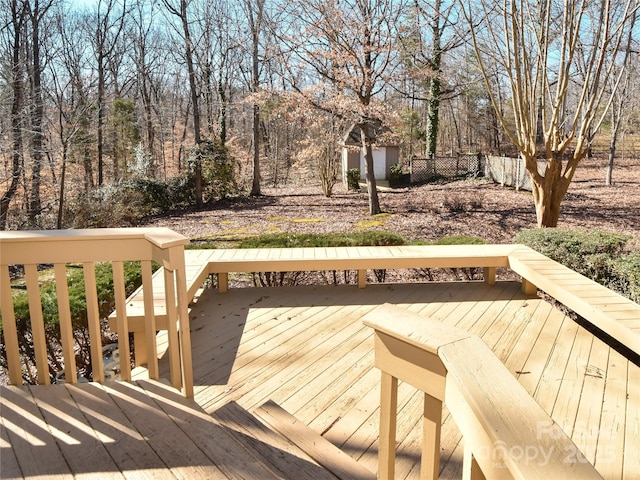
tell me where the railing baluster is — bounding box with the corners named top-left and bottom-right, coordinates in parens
top-left (1, 264), bottom-right (23, 385)
top-left (83, 262), bottom-right (104, 383)
top-left (112, 261), bottom-right (131, 382)
top-left (1, 228), bottom-right (192, 396)
top-left (141, 260), bottom-right (158, 379)
top-left (53, 263), bottom-right (77, 384)
top-left (173, 252), bottom-right (193, 398)
top-left (24, 264), bottom-right (49, 384)
top-left (163, 267), bottom-right (181, 390)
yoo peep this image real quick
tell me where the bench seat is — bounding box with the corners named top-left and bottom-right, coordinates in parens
top-left (363, 303), bottom-right (604, 479)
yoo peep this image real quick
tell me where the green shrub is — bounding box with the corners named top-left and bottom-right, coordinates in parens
top-left (514, 228), bottom-right (639, 302)
top-left (433, 235), bottom-right (486, 246)
top-left (68, 177), bottom-right (195, 228)
top-left (1, 262), bottom-right (150, 383)
top-left (609, 253), bottom-right (640, 303)
top-left (346, 168), bottom-right (361, 191)
top-left (198, 139), bottom-right (238, 200)
top-left (389, 163), bottom-right (405, 187)
top-left (238, 231), bottom-right (405, 249)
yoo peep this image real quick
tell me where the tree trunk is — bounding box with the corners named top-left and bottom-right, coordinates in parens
top-left (1, 1), bottom-right (25, 230)
top-left (606, 124), bottom-right (618, 186)
top-left (250, 49), bottom-right (261, 195)
top-left (97, 53), bottom-right (105, 186)
top-left (57, 142), bottom-right (68, 229)
top-left (360, 123), bottom-right (381, 216)
top-left (217, 76), bottom-right (227, 145)
top-left (425, 0), bottom-right (442, 159)
top-left (28, 0), bottom-right (47, 226)
top-left (529, 157), bottom-right (571, 228)
top-left (247, 0), bottom-right (264, 197)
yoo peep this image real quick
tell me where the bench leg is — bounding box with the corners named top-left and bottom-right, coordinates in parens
top-left (133, 331), bottom-right (148, 367)
top-left (358, 269), bottom-right (367, 289)
top-left (463, 444), bottom-right (486, 480)
top-left (521, 278), bottom-right (537, 295)
top-left (218, 273), bottom-right (228, 293)
top-left (379, 372), bottom-right (398, 480)
top-left (483, 267), bottom-right (496, 286)
top-left (421, 393), bottom-right (442, 480)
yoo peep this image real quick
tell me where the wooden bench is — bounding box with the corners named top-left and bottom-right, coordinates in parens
top-left (206, 244), bottom-right (513, 292)
top-left (110, 244), bottom-right (512, 330)
top-left (110, 244), bottom-right (640, 365)
top-left (363, 303), bottom-right (604, 480)
top-left (508, 245), bottom-right (640, 355)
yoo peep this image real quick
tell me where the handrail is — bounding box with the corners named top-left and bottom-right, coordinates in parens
top-left (0, 228), bottom-right (193, 397)
top-left (363, 303), bottom-right (603, 480)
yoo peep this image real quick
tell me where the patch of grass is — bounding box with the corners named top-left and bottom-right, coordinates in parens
top-left (409, 235), bottom-right (487, 246)
top-left (433, 235), bottom-right (487, 245)
top-left (237, 231), bottom-right (406, 248)
top-left (356, 219), bottom-right (385, 229)
top-left (291, 218), bottom-right (325, 223)
top-left (356, 212), bottom-right (392, 230)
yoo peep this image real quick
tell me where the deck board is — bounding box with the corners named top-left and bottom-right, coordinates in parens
top-left (4, 280), bottom-right (638, 479)
top-left (180, 281), bottom-right (638, 479)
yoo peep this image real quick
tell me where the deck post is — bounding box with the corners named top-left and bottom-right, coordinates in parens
top-left (521, 278), bottom-right (537, 295)
top-left (218, 272), bottom-right (229, 293)
top-left (483, 267), bottom-right (496, 286)
top-left (358, 269), bottom-right (367, 289)
top-left (379, 371), bottom-right (398, 480)
top-left (133, 332), bottom-right (148, 367)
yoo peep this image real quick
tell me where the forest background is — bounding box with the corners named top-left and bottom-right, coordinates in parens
top-left (1, 0), bottom-right (639, 233)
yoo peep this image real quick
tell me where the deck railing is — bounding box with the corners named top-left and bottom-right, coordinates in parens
top-left (0, 228), bottom-right (193, 397)
top-left (363, 303), bottom-right (604, 480)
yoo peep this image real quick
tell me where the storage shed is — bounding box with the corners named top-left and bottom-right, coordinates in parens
top-left (341, 123), bottom-right (400, 183)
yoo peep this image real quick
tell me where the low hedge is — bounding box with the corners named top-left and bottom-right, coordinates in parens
top-left (514, 228), bottom-right (640, 303)
top-left (2, 261), bottom-right (151, 383)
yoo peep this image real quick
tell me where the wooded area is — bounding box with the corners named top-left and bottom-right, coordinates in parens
top-left (1, 0), bottom-right (638, 230)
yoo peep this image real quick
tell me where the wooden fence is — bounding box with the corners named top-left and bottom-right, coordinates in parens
top-left (484, 155), bottom-right (548, 191)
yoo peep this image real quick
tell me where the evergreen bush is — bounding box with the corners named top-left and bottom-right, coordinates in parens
top-left (1, 262), bottom-right (150, 384)
top-left (514, 228), bottom-right (639, 302)
top-left (346, 168), bottom-right (361, 191)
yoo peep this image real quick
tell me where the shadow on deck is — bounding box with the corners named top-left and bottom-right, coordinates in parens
top-left (165, 280), bottom-right (638, 479)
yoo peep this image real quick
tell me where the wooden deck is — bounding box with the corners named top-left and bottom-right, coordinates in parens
top-left (1, 379), bottom-right (367, 479)
top-left (168, 280), bottom-right (638, 479)
top-left (3, 280), bottom-right (639, 478)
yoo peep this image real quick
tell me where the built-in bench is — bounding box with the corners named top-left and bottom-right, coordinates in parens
top-left (109, 244), bottom-right (640, 362)
top-left (362, 303), bottom-right (604, 480)
top-left (109, 244), bottom-right (510, 331)
top-left (508, 245), bottom-right (640, 355)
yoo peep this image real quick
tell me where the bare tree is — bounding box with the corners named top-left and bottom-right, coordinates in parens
top-left (25, 0), bottom-right (54, 226)
top-left (163, 0), bottom-right (204, 205)
top-left (402, 0), bottom-right (463, 158)
top-left (1, 0), bottom-right (27, 230)
top-left (242, 0), bottom-right (266, 197)
top-left (605, 7), bottom-right (638, 185)
top-left (88, 0), bottom-right (127, 186)
top-left (279, 0), bottom-right (404, 215)
top-left (463, 0), bottom-right (639, 227)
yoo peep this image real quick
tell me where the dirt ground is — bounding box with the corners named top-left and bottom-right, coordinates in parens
top-left (145, 156), bottom-right (640, 245)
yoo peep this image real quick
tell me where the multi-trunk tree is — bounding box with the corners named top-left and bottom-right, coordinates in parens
top-left (464, 0), bottom-right (639, 227)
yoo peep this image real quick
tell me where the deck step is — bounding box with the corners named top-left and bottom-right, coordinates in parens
top-left (253, 400), bottom-right (376, 480)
